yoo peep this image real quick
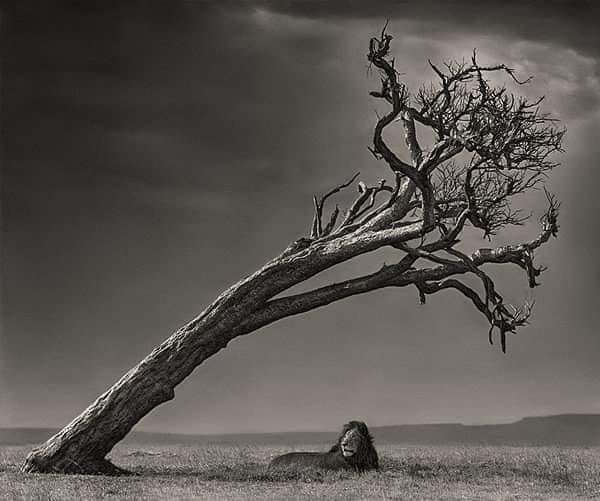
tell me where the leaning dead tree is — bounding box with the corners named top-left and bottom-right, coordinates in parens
top-left (23, 29), bottom-right (564, 474)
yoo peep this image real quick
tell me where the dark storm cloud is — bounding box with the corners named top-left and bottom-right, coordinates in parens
top-left (5, 2), bottom-right (355, 215)
top-left (2, 1), bottom-right (599, 432)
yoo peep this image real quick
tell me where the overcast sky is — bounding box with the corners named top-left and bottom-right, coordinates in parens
top-left (2, 1), bottom-right (600, 434)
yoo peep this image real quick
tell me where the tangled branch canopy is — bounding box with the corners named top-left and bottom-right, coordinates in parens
top-left (269, 27), bottom-right (564, 353)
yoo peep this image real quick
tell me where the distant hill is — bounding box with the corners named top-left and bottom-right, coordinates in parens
top-left (2, 414), bottom-right (599, 447)
top-left (373, 414), bottom-right (600, 446)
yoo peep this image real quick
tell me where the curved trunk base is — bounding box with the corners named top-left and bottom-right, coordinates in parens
top-left (21, 453), bottom-right (130, 476)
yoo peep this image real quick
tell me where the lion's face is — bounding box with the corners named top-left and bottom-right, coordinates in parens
top-left (340, 423), bottom-right (367, 458)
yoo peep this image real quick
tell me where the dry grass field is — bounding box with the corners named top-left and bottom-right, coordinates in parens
top-left (2, 443), bottom-right (600, 500)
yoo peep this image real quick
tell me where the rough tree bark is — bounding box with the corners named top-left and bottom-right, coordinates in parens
top-left (22, 28), bottom-right (564, 474)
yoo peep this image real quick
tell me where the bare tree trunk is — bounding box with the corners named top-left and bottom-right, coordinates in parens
top-left (20, 244), bottom-right (312, 473)
top-left (19, 305), bottom-right (230, 473)
top-left (20, 320), bottom-right (233, 474)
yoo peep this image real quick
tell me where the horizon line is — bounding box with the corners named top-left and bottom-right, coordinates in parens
top-left (2, 412), bottom-right (598, 437)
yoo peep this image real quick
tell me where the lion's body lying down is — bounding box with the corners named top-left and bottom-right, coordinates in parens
top-left (268, 421), bottom-right (379, 473)
top-left (269, 451), bottom-right (350, 471)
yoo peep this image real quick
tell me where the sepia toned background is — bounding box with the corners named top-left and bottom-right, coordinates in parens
top-left (2, 0), bottom-right (599, 434)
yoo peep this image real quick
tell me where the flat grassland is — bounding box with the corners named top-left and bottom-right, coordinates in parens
top-left (2, 444), bottom-right (600, 500)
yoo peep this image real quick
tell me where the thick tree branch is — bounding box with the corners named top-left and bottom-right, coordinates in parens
top-left (235, 202), bottom-right (558, 353)
top-left (367, 28), bottom-right (436, 232)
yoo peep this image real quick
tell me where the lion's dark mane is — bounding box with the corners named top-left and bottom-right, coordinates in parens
top-left (268, 421), bottom-right (379, 473)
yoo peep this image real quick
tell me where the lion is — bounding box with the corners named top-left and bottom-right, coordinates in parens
top-left (268, 420), bottom-right (379, 473)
